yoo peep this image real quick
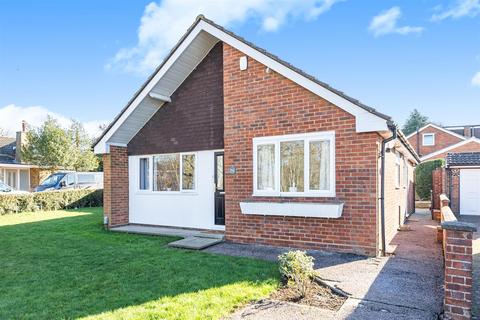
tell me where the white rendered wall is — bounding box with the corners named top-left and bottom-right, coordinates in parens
top-left (128, 150), bottom-right (223, 230)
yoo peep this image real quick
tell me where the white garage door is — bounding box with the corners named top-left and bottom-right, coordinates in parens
top-left (460, 169), bottom-right (480, 216)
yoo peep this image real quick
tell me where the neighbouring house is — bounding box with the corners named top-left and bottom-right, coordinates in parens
top-left (406, 123), bottom-right (480, 162)
top-left (432, 152), bottom-right (480, 216)
top-left (0, 122), bottom-right (46, 191)
top-left (94, 16), bottom-right (419, 256)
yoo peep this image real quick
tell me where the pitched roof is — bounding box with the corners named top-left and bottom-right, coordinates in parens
top-left (421, 137), bottom-right (480, 161)
top-left (0, 137), bottom-right (15, 157)
top-left (405, 123), bottom-right (466, 140)
top-left (447, 152), bottom-right (480, 167)
top-left (94, 15), bottom-right (394, 153)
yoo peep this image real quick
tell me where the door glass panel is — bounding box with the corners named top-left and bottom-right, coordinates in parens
top-left (280, 140), bottom-right (304, 192)
top-left (216, 154), bottom-right (224, 191)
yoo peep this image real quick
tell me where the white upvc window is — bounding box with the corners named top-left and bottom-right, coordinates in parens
top-left (253, 131), bottom-right (335, 197)
top-left (403, 157), bottom-right (408, 188)
top-left (422, 133), bottom-right (435, 146)
top-left (137, 152), bottom-right (197, 193)
top-left (395, 152), bottom-right (401, 189)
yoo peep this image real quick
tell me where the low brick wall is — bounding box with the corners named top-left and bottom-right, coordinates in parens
top-left (440, 194), bottom-right (477, 320)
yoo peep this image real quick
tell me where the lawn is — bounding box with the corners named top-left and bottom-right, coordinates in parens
top-left (0, 208), bottom-right (278, 320)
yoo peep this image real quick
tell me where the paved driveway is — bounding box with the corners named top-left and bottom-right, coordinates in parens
top-left (209, 211), bottom-right (444, 319)
top-left (459, 215), bottom-right (480, 319)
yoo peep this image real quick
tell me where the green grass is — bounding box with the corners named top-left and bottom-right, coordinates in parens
top-left (0, 208), bottom-right (278, 319)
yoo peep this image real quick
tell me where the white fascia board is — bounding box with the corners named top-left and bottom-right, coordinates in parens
top-left (420, 137), bottom-right (480, 161)
top-left (94, 26), bottom-right (204, 154)
top-left (240, 201), bottom-right (344, 218)
top-left (200, 21), bottom-right (388, 133)
top-left (406, 123), bottom-right (466, 140)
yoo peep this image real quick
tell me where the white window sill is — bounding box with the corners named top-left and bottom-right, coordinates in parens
top-left (240, 201), bottom-right (344, 218)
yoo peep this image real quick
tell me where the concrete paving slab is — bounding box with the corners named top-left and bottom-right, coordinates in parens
top-left (225, 299), bottom-right (336, 320)
top-left (168, 236), bottom-right (223, 250)
top-left (110, 224), bottom-right (224, 239)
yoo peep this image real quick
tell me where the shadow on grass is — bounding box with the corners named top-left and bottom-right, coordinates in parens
top-left (0, 208), bottom-right (278, 320)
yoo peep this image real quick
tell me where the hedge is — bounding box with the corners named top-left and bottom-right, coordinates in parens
top-left (415, 159), bottom-right (444, 200)
top-left (0, 189), bottom-right (103, 215)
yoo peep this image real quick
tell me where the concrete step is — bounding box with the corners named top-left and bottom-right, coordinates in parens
top-left (168, 236), bottom-right (223, 250)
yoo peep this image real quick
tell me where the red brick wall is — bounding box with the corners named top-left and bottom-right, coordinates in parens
top-left (426, 141), bottom-right (480, 161)
top-left (223, 43), bottom-right (381, 256)
top-left (408, 125), bottom-right (463, 158)
top-left (103, 146), bottom-right (129, 227)
top-left (383, 147), bottom-right (416, 247)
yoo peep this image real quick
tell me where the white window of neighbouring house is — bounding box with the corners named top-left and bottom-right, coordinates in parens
top-left (422, 133), bottom-right (435, 146)
top-left (253, 131), bottom-right (335, 197)
top-left (139, 158), bottom-right (149, 190)
top-left (144, 153), bottom-right (196, 192)
top-left (395, 152), bottom-right (401, 189)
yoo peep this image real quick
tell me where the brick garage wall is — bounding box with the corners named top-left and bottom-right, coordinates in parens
top-left (383, 147), bottom-right (416, 246)
top-left (407, 125), bottom-right (463, 158)
top-left (223, 43), bottom-right (382, 256)
top-left (426, 141), bottom-right (480, 161)
top-left (103, 146), bottom-right (129, 227)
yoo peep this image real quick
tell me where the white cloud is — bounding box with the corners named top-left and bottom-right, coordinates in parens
top-left (106, 0), bottom-right (341, 75)
top-left (0, 104), bottom-right (107, 138)
top-left (431, 0), bottom-right (480, 21)
top-left (472, 71), bottom-right (480, 87)
top-left (368, 7), bottom-right (424, 37)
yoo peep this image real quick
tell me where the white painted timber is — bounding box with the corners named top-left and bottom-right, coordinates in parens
top-left (128, 150), bottom-right (224, 230)
top-left (239, 201), bottom-right (344, 218)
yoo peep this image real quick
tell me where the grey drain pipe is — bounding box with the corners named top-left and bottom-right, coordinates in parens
top-left (380, 123), bottom-right (397, 256)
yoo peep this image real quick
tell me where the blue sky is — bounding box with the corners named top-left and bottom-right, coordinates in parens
top-left (1, 0), bottom-right (479, 136)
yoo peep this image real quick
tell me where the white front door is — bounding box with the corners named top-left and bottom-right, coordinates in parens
top-left (460, 169), bottom-right (480, 216)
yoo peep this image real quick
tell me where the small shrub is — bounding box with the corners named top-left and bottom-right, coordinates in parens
top-left (415, 159), bottom-right (445, 200)
top-left (0, 189), bottom-right (103, 215)
top-left (278, 250), bottom-right (315, 298)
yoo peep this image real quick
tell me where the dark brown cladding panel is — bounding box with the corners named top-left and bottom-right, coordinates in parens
top-left (128, 42), bottom-right (224, 155)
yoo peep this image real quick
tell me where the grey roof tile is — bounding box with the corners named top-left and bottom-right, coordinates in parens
top-left (446, 152), bottom-right (480, 166)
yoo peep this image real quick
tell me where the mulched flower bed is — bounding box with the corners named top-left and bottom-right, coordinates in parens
top-left (270, 278), bottom-right (347, 311)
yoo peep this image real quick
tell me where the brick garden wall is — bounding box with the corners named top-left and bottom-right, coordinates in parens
top-left (103, 146), bottom-right (129, 227)
top-left (222, 43), bottom-right (382, 256)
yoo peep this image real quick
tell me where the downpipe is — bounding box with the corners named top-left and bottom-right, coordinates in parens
top-left (380, 123), bottom-right (397, 257)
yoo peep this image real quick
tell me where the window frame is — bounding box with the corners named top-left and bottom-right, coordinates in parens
top-left (253, 131), bottom-right (335, 198)
top-left (422, 133), bottom-right (435, 146)
top-left (136, 152), bottom-right (197, 194)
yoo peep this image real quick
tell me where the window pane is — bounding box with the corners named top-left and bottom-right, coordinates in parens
top-left (423, 134), bottom-right (434, 146)
top-left (309, 140), bottom-right (330, 190)
top-left (182, 154), bottom-right (195, 190)
top-left (139, 158), bottom-right (149, 190)
top-left (257, 144), bottom-right (275, 191)
top-left (280, 140), bottom-right (304, 192)
top-left (154, 154), bottom-right (180, 191)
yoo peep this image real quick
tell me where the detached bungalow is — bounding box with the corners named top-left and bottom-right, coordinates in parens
top-left (94, 16), bottom-right (419, 256)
